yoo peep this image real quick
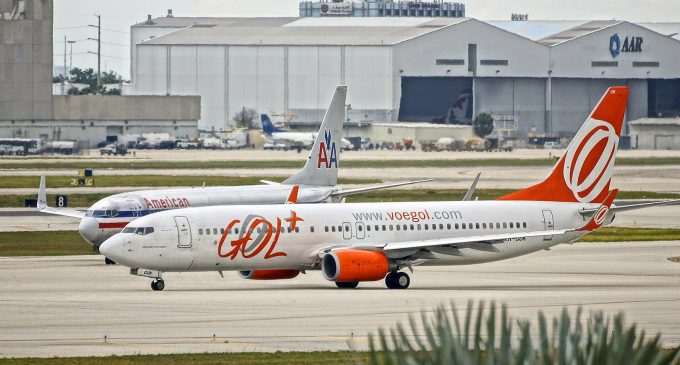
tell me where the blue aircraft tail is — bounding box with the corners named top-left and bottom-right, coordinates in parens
top-left (261, 114), bottom-right (286, 134)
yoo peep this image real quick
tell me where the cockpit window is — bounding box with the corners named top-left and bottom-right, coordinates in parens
top-left (122, 227), bottom-right (154, 235)
top-left (85, 209), bottom-right (118, 218)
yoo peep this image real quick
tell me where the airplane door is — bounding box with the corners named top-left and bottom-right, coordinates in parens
top-left (355, 222), bottom-right (365, 239)
top-left (174, 216), bottom-right (192, 248)
top-left (342, 222), bottom-right (352, 240)
top-left (542, 210), bottom-right (554, 241)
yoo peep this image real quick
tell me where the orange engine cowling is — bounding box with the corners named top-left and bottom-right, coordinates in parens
top-left (239, 269), bottom-right (300, 280)
top-left (322, 250), bottom-right (389, 282)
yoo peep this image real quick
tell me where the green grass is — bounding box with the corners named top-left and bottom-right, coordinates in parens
top-left (0, 351), bottom-right (369, 365)
top-left (0, 231), bottom-right (93, 256)
top-left (3, 189), bottom-right (679, 208)
top-left (578, 227), bottom-right (680, 242)
top-left (0, 175), bottom-right (380, 189)
top-left (1, 156), bottom-right (680, 170)
top-left (2, 228), bottom-right (679, 258)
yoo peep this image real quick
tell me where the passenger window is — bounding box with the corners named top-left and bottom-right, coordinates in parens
top-left (198, 229), bottom-right (203, 235)
top-left (503, 223), bottom-right (507, 229)
top-left (455, 223), bottom-right (459, 229)
top-left (389, 225), bottom-right (393, 231)
top-left (516, 222), bottom-right (520, 229)
top-left (424, 224), bottom-right (429, 230)
top-left (220, 228), bottom-right (225, 234)
top-left (396, 225), bottom-right (401, 231)
top-left (338, 225), bottom-right (342, 232)
top-left (403, 224), bottom-right (408, 231)
top-left (235, 228), bottom-right (239, 234)
top-left (295, 227), bottom-right (299, 233)
top-left (439, 224), bottom-right (444, 230)
top-left (366, 225), bottom-right (370, 231)
top-left (447, 223), bottom-right (451, 230)
top-left (310, 226), bottom-right (315, 233)
top-left (213, 228), bottom-right (218, 235)
top-left (345, 226), bottom-right (349, 232)
top-left (331, 226), bottom-right (336, 232)
top-left (375, 225), bottom-right (379, 231)
top-left (475, 223), bottom-right (479, 229)
top-left (462, 223), bottom-right (466, 229)
top-left (410, 224), bottom-right (414, 230)
top-left (482, 223), bottom-right (487, 229)
top-left (287, 227), bottom-right (292, 233)
top-left (510, 222), bottom-right (514, 228)
top-left (358, 225), bottom-right (363, 231)
top-left (325, 226), bottom-right (329, 232)
top-left (523, 222), bottom-right (527, 228)
top-left (432, 224), bottom-right (436, 231)
top-left (496, 223), bottom-right (501, 229)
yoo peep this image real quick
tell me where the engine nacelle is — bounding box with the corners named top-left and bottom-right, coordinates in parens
top-left (239, 269), bottom-right (300, 280)
top-left (322, 250), bottom-right (389, 282)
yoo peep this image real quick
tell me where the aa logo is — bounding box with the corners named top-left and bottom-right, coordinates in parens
top-left (317, 129), bottom-right (338, 169)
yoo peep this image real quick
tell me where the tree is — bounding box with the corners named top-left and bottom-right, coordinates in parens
top-left (473, 113), bottom-right (494, 139)
top-left (62, 67), bottom-right (123, 95)
top-left (232, 107), bottom-right (258, 129)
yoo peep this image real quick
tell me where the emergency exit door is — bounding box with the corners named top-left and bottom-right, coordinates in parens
top-left (542, 210), bottom-right (554, 241)
top-left (174, 216), bottom-right (192, 248)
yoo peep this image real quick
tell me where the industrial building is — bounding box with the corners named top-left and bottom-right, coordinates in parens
top-left (128, 15), bottom-right (680, 143)
top-left (0, 0), bottom-right (200, 147)
top-left (629, 118), bottom-right (680, 150)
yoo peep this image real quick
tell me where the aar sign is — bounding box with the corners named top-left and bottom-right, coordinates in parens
top-left (609, 33), bottom-right (643, 58)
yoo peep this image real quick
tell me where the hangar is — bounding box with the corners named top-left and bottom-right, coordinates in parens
top-left (127, 16), bottom-right (680, 139)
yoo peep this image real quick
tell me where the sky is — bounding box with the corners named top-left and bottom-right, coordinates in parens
top-left (53, 0), bottom-right (680, 80)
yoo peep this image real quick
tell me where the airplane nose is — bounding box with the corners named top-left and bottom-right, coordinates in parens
top-left (78, 217), bottom-right (99, 245)
top-left (99, 235), bottom-right (124, 264)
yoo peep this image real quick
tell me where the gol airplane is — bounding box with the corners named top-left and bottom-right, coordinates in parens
top-left (37, 86), bottom-right (428, 260)
top-left (100, 86), bottom-right (678, 290)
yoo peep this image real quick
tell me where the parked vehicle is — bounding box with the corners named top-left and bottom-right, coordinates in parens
top-left (176, 139), bottom-right (199, 149)
top-left (99, 144), bottom-right (128, 156)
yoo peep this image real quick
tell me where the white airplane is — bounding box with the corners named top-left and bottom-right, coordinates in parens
top-left (100, 86), bottom-right (678, 291)
top-left (37, 86), bottom-right (428, 260)
top-left (261, 114), bottom-right (354, 151)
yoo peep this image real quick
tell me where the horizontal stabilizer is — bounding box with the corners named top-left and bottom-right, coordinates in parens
top-left (330, 179), bottom-right (433, 198)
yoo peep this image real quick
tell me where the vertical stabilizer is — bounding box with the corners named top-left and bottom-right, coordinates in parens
top-left (498, 86), bottom-right (629, 203)
top-left (283, 86), bottom-right (347, 187)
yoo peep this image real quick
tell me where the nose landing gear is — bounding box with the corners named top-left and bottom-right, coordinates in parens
top-left (151, 279), bottom-right (165, 291)
top-left (385, 271), bottom-right (410, 289)
top-left (104, 258), bottom-right (116, 265)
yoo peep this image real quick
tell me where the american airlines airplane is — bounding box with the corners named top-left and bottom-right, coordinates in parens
top-left (37, 86), bottom-right (427, 259)
top-left (261, 114), bottom-right (353, 151)
top-left (99, 86), bottom-right (678, 291)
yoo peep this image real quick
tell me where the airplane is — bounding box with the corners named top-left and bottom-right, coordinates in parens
top-left (261, 114), bottom-right (353, 151)
top-left (432, 88), bottom-right (472, 125)
top-left (37, 86), bottom-right (429, 261)
top-left (99, 86), bottom-right (680, 291)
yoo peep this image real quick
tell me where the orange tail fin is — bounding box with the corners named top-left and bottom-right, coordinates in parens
top-left (498, 86), bottom-right (629, 203)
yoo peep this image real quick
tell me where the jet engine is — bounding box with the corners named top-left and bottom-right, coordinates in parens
top-left (238, 269), bottom-right (300, 280)
top-left (322, 250), bottom-right (391, 282)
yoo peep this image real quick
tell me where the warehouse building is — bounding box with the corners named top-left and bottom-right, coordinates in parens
top-left (127, 15), bottom-right (680, 140)
top-left (629, 118), bottom-right (680, 150)
top-left (298, 0), bottom-right (465, 18)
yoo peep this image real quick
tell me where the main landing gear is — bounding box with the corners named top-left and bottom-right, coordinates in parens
top-left (385, 271), bottom-right (410, 289)
top-left (151, 279), bottom-right (165, 291)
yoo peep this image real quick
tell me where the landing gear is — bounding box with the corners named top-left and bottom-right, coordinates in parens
top-left (104, 258), bottom-right (116, 265)
top-left (385, 272), bottom-right (410, 289)
top-left (335, 281), bottom-right (359, 289)
top-left (151, 279), bottom-right (165, 291)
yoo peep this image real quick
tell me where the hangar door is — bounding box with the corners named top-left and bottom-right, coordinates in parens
top-left (648, 79), bottom-right (680, 118)
top-left (398, 77), bottom-right (473, 124)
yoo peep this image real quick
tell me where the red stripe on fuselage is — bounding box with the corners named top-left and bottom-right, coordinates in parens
top-left (98, 222), bottom-right (129, 229)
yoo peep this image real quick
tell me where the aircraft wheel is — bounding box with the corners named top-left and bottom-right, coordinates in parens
top-left (386, 272), bottom-right (410, 289)
top-left (151, 280), bottom-right (165, 291)
top-left (104, 258), bottom-right (116, 265)
top-left (335, 281), bottom-right (359, 289)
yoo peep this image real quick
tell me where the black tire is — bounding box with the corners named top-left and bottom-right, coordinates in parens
top-left (385, 272), bottom-right (398, 289)
top-left (151, 280), bottom-right (165, 291)
top-left (104, 258), bottom-right (116, 265)
top-left (335, 281), bottom-right (359, 289)
top-left (394, 272), bottom-right (410, 289)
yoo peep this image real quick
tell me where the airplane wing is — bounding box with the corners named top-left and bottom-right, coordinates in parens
top-left (579, 199), bottom-right (680, 215)
top-left (330, 179), bottom-right (434, 198)
top-left (37, 176), bottom-right (86, 219)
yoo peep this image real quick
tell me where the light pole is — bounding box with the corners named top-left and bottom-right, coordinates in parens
top-left (67, 40), bottom-right (76, 75)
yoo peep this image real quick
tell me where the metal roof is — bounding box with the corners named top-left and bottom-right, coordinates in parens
top-left (638, 22), bottom-right (680, 41)
top-left (536, 20), bottom-right (620, 46)
top-left (138, 17), bottom-right (469, 46)
top-left (489, 21), bottom-right (586, 41)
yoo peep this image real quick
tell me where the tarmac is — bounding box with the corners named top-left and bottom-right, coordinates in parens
top-left (1, 241), bottom-right (679, 358)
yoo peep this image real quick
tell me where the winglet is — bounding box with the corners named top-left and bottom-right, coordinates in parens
top-left (286, 185), bottom-right (299, 204)
top-left (37, 175), bottom-right (47, 209)
top-left (577, 189), bottom-right (618, 231)
top-left (462, 172), bottom-right (481, 201)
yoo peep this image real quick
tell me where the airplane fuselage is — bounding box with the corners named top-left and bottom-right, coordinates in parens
top-left (101, 200), bottom-right (603, 273)
top-left (80, 184), bottom-right (335, 247)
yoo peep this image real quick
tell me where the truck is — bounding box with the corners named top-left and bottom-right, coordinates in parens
top-left (99, 144), bottom-right (128, 156)
top-left (176, 139), bottom-right (200, 149)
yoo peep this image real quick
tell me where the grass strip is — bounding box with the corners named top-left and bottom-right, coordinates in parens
top-left (1, 157), bottom-right (680, 170)
top-left (578, 227), bottom-right (680, 242)
top-left (3, 190), bottom-right (679, 208)
top-left (0, 230), bottom-right (93, 256)
top-left (0, 176), bottom-right (379, 189)
top-left (0, 351), bottom-right (369, 365)
top-left (2, 228), bottom-right (679, 258)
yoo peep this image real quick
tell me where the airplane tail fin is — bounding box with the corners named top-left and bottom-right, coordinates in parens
top-left (261, 114), bottom-right (283, 135)
top-left (283, 85), bottom-right (346, 187)
top-left (498, 86), bottom-right (629, 203)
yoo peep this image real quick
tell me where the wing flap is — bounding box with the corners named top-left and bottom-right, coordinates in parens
top-left (383, 229), bottom-right (568, 251)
